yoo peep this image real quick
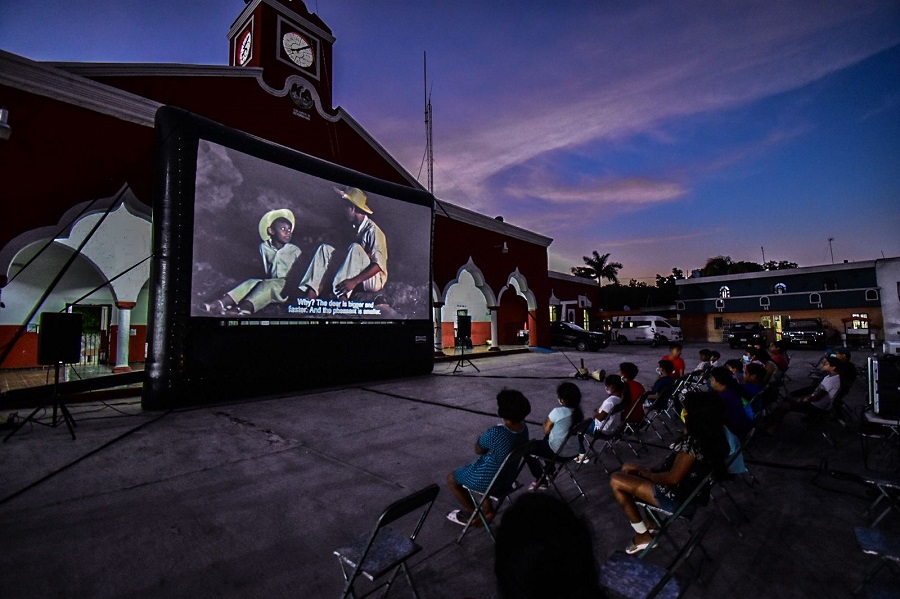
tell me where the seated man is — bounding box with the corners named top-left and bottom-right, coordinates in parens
top-left (766, 356), bottom-right (842, 430)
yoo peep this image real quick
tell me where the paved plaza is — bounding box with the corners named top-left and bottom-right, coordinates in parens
top-left (0, 343), bottom-right (896, 598)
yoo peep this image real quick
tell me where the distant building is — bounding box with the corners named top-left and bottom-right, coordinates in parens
top-left (676, 258), bottom-right (900, 352)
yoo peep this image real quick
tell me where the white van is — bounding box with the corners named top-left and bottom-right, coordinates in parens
top-left (611, 315), bottom-right (682, 347)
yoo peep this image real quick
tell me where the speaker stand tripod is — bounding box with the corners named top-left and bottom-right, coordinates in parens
top-left (452, 339), bottom-right (480, 374)
top-left (4, 361), bottom-right (77, 442)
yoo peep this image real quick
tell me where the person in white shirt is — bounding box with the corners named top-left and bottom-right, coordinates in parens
top-left (766, 355), bottom-right (842, 430)
top-left (575, 375), bottom-right (627, 464)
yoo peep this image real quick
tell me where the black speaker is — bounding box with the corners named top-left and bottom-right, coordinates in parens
top-left (457, 315), bottom-right (471, 339)
top-left (873, 355), bottom-right (900, 419)
top-left (38, 312), bottom-right (83, 365)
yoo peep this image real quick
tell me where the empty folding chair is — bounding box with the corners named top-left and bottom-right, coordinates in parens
top-left (333, 483), bottom-right (439, 599)
top-left (599, 518), bottom-right (714, 599)
top-left (860, 472), bottom-right (900, 528)
top-left (457, 439), bottom-right (537, 543)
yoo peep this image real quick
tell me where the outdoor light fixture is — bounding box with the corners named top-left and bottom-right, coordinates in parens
top-left (496, 242), bottom-right (508, 254)
top-left (0, 108), bottom-right (10, 141)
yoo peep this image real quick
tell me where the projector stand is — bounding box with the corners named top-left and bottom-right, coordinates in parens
top-left (452, 340), bottom-right (480, 374)
top-left (4, 362), bottom-right (77, 442)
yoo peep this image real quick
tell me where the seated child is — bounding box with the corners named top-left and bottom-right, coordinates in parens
top-left (525, 382), bottom-right (584, 489)
top-left (575, 375), bottom-right (627, 463)
top-left (643, 359), bottom-right (678, 411)
top-left (692, 348), bottom-right (713, 372)
top-left (619, 362), bottom-right (645, 424)
top-left (201, 209), bottom-right (301, 315)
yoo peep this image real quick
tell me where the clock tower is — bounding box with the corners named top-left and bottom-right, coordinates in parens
top-left (228, 0), bottom-right (335, 111)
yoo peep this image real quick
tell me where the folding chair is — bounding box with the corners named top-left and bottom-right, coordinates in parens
top-left (333, 483), bottom-right (439, 599)
top-left (457, 439), bottom-right (537, 543)
top-left (642, 379), bottom-right (683, 440)
top-left (581, 401), bottom-right (644, 475)
top-left (599, 518), bottom-right (714, 599)
top-left (852, 526), bottom-right (900, 595)
top-left (636, 468), bottom-right (716, 559)
top-left (529, 419), bottom-right (592, 503)
top-left (860, 472), bottom-right (900, 528)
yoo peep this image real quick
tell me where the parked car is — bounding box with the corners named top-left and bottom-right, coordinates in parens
top-left (725, 322), bottom-right (767, 348)
top-left (781, 318), bottom-right (831, 348)
top-left (551, 321), bottom-right (609, 351)
top-left (611, 315), bottom-right (682, 347)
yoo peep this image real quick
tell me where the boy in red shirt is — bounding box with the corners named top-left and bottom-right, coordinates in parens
top-left (662, 342), bottom-right (685, 377)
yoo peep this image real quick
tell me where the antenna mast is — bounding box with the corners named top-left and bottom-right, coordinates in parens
top-left (424, 52), bottom-right (434, 194)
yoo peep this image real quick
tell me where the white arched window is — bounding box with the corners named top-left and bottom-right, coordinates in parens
top-left (719, 286), bottom-right (731, 299)
top-left (774, 283), bottom-right (786, 294)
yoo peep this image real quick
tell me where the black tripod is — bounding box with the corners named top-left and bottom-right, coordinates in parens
top-left (452, 336), bottom-right (480, 374)
top-left (4, 361), bottom-right (77, 442)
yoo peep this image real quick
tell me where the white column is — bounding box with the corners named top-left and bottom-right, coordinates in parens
top-left (113, 302), bottom-right (135, 373)
top-left (489, 306), bottom-right (500, 351)
top-left (433, 302), bottom-right (445, 356)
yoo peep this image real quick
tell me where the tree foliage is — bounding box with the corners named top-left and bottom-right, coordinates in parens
top-left (571, 251), bottom-right (623, 285)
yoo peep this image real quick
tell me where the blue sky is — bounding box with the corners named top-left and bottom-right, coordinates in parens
top-left (2, 0), bottom-right (899, 282)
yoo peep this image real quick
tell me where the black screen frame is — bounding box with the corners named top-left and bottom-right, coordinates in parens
top-left (143, 107), bottom-right (434, 408)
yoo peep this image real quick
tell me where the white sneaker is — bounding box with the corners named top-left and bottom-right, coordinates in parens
top-left (574, 454), bottom-right (590, 464)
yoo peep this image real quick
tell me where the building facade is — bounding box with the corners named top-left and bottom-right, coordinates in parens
top-left (676, 258), bottom-right (900, 350)
top-left (0, 0), bottom-right (598, 371)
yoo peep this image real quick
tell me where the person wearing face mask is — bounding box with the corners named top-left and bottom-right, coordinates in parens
top-left (643, 360), bottom-right (679, 412)
top-left (575, 375), bottom-right (628, 464)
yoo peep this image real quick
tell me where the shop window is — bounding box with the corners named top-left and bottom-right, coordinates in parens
top-left (713, 317), bottom-right (724, 330)
top-left (549, 305), bottom-right (559, 322)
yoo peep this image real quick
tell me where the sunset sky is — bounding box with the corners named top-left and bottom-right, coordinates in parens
top-left (3, 0), bottom-right (899, 282)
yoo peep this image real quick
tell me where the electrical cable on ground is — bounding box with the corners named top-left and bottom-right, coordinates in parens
top-left (0, 409), bottom-right (172, 507)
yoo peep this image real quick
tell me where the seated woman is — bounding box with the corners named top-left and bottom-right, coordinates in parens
top-left (525, 382), bottom-right (584, 488)
top-left (609, 391), bottom-right (728, 555)
top-left (446, 389), bottom-right (532, 526)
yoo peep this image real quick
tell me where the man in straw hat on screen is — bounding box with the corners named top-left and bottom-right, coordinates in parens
top-left (298, 187), bottom-right (388, 301)
top-left (201, 208), bottom-right (302, 315)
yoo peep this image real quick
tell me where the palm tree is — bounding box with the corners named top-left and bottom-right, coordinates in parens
top-left (571, 251), bottom-right (623, 308)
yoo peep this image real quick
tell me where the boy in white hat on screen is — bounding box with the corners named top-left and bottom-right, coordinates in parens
top-left (201, 208), bottom-right (301, 315)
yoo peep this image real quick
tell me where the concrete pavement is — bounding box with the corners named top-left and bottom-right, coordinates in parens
top-left (0, 343), bottom-right (895, 598)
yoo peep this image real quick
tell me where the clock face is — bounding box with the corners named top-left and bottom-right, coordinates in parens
top-left (238, 31), bottom-right (252, 66)
top-left (282, 31), bottom-right (314, 68)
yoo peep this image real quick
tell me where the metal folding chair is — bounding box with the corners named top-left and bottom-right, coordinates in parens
top-left (529, 419), bottom-right (593, 503)
top-left (457, 439), bottom-right (537, 543)
top-left (333, 483), bottom-right (439, 599)
top-left (581, 401), bottom-right (644, 475)
top-left (636, 468), bottom-right (716, 559)
top-left (599, 518), bottom-right (714, 599)
top-left (853, 526), bottom-right (900, 595)
top-left (860, 472), bottom-right (900, 528)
